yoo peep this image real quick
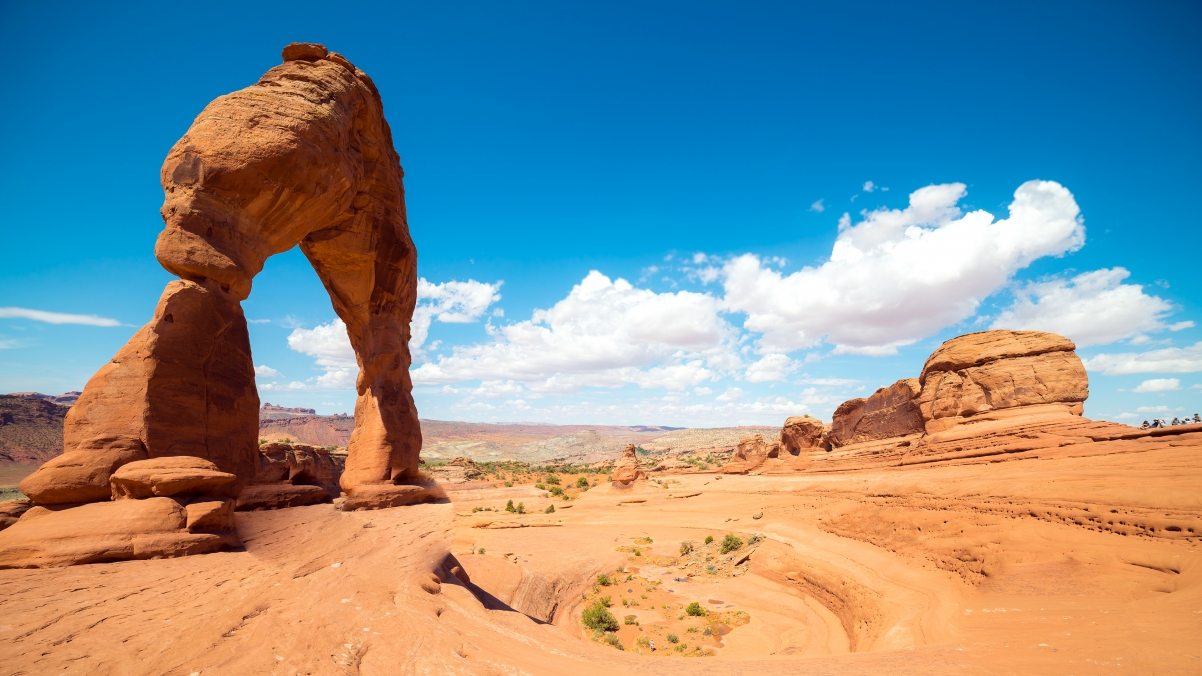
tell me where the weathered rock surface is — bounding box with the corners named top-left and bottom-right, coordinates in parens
top-left (427, 457), bottom-right (484, 484)
top-left (0, 498), bottom-right (31, 531)
top-left (780, 416), bottom-right (825, 453)
top-left (0, 498), bottom-right (235, 568)
top-left (19, 444), bottom-right (147, 504)
top-left (110, 456), bottom-right (236, 500)
top-left (254, 442), bottom-right (345, 498)
top-left (339, 482), bottom-right (446, 510)
top-left (236, 484), bottom-right (332, 511)
top-left (613, 444), bottom-right (648, 484)
top-left (25, 42), bottom-right (422, 520)
top-left (722, 435), bottom-right (773, 474)
top-left (829, 378), bottom-right (925, 447)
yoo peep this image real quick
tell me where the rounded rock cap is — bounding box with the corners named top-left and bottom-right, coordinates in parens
top-left (282, 42), bottom-right (328, 62)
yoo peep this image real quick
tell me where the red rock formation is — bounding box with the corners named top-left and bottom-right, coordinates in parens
top-left (20, 43), bottom-right (425, 517)
top-left (613, 444), bottom-right (648, 484)
top-left (236, 442), bottom-right (347, 510)
top-left (722, 435), bottom-right (773, 474)
top-left (829, 379), bottom-right (924, 447)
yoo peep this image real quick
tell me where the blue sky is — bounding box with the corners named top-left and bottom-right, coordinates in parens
top-left (2, 1), bottom-right (1200, 426)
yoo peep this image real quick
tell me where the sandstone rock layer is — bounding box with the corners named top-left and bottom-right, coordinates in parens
top-left (612, 444), bottom-right (647, 484)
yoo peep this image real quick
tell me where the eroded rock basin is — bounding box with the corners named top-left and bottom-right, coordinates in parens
top-left (3, 432), bottom-right (1202, 674)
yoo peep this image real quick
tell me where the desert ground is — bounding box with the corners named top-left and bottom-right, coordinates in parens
top-left (3, 422), bottom-right (1200, 675)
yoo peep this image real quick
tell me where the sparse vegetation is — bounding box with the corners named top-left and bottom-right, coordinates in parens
top-left (516, 502), bottom-right (525, 514)
top-left (597, 573), bottom-right (612, 586)
top-left (581, 600), bottom-right (619, 632)
top-left (477, 548), bottom-right (485, 554)
top-left (544, 474), bottom-right (560, 485)
top-left (545, 504), bottom-right (555, 514)
top-left (720, 533), bottom-right (743, 554)
top-left (505, 499), bottom-right (516, 512)
top-left (686, 602), bottom-right (705, 617)
top-left (680, 541), bottom-right (693, 555)
top-left (667, 633), bottom-right (679, 643)
top-left (624, 615), bottom-right (638, 625)
top-left (603, 632), bottom-right (622, 649)
top-left (705, 535), bottom-right (714, 545)
top-left (576, 476), bottom-right (589, 488)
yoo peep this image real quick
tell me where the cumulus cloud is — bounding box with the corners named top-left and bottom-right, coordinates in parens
top-left (286, 320), bottom-right (358, 389)
top-left (411, 271), bottom-right (738, 392)
top-left (254, 365), bottom-right (283, 379)
top-left (1133, 378), bottom-right (1180, 393)
top-left (990, 268), bottom-right (1185, 347)
top-left (1083, 342), bottom-right (1202, 375)
top-left (1137, 405), bottom-right (1170, 413)
top-left (721, 180), bottom-right (1086, 354)
top-left (411, 278), bottom-right (502, 356)
top-left (744, 353), bottom-right (799, 383)
top-left (0, 307), bottom-right (121, 327)
top-left (810, 199), bottom-right (825, 213)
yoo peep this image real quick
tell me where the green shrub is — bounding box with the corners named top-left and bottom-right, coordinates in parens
top-left (704, 535), bottom-right (714, 545)
top-left (679, 541), bottom-right (693, 555)
top-left (549, 486), bottom-right (564, 496)
top-left (597, 573), bottom-right (612, 586)
top-left (516, 502), bottom-right (525, 514)
top-left (581, 601), bottom-right (619, 632)
top-left (667, 633), bottom-right (679, 643)
top-left (604, 632), bottom-right (622, 649)
top-left (703, 626), bottom-right (713, 636)
top-left (720, 534), bottom-right (743, 554)
top-left (545, 504), bottom-right (555, 514)
top-left (504, 481), bottom-right (513, 487)
top-left (505, 499), bottom-right (516, 512)
top-left (624, 615), bottom-right (638, 625)
top-left (599, 595), bottom-right (612, 607)
top-left (685, 602), bottom-right (705, 617)
top-left (545, 474), bottom-right (560, 485)
top-left (576, 476), bottom-right (589, 488)
top-left (477, 547), bottom-right (486, 554)
top-left (535, 483), bottom-right (545, 490)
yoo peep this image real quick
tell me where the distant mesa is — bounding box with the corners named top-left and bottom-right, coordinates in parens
top-left (261, 403), bottom-right (316, 415)
top-left (7, 391), bottom-right (81, 407)
top-left (0, 395), bottom-right (72, 464)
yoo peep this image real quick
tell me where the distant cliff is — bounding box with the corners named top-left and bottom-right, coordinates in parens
top-left (0, 395), bottom-right (71, 463)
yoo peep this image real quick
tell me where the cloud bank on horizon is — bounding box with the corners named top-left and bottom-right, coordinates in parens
top-left (254, 179), bottom-right (1195, 424)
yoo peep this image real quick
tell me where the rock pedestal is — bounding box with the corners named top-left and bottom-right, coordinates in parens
top-left (613, 444), bottom-right (647, 485)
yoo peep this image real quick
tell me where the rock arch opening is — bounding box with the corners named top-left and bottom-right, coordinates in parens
top-left (20, 43), bottom-right (427, 509)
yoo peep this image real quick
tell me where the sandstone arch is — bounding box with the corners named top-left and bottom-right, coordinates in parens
top-left (21, 44), bottom-right (424, 505)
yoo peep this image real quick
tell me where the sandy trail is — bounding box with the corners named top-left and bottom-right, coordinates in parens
top-left (2, 433), bottom-right (1201, 675)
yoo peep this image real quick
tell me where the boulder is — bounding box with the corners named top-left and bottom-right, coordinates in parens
top-left (915, 331), bottom-right (1088, 432)
top-left (613, 444), bottom-right (648, 484)
top-left (110, 456), bottom-right (236, 500)
top-left (236, 484), bottom-right (332, 511)
top-left (722, 435), bottom-right (772, 474)
top-left (829, 379), bottom-right (924, 447)
top-left (18, 442), bottom-right (147, 504)
top-left (780, 416), bottom-right (826, 454)
top-left (184, 498), bottom-right (236, 532)
top-left (0, 497), bottom-right (235, 569)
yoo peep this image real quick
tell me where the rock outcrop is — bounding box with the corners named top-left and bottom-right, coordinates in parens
top-left (612, 444), bottom-right (647, 484)
top-left (812, 330), bottom-right (1099, 471)
top-left (722, 435), bottom-right (775, 474)
top-left (7, 43), bottom-right (431, 565)
top-left (236, 442), bottom-right (346, 510)
top-left (427, 457), bottom-right (485, 484)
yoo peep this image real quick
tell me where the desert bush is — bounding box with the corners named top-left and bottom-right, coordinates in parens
top-left (535, 482), bottom-right (545, 490)
top-left (636, 636), bottom-right (651, 648)
top-left (597, 573), bottom-right (612, 586)
top-left (703, 626), bottom-right (713, 636)
top-left (477, 547), bottom-right (486, 554)
top-left (634, 536), bottom-right (653, 544)
top-left (685, 602), bottom-right (705, 617)
top-left (720, 534), bottom-right (743, 554)
top-left (599, 595), bottom-right (612, 607)
top-left (679, 541), bottom-right (693, 555)
top-left (624, 615), bottom-right (638, 625)
top-left (516, 502), bottom-right (525, 514)
top-left (504, 481), bottom-right (513, 487)
top-left (545, 504), bottom-right (555, 513)
top-left (667, 633), bottom-right (679, 643)
top-left (704, 535), bottom-right (714, 545)
top-left (604, 632), bottom-right (622, 649)
top-left (549, 486), bottom-right (564, 496)
top-left (505, 500), bottom-right (516, 512)
top-left (545, 474), bottom-right (560, 485)
top-left (582, 601), bottom-right (619, 632)
top-left (576, 476), bottom-right (589, 488)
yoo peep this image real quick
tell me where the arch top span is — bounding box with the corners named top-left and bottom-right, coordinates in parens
top-left (23, 44), bottom-right (427, 509)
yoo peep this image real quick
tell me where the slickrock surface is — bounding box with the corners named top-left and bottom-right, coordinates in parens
top-left (1, 422), bottom-right (1199, 673)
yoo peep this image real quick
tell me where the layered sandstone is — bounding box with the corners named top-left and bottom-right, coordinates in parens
top-left (721, 435), bottom-right (774, 474)
top-left (236, 442), bottom-right (347, 510)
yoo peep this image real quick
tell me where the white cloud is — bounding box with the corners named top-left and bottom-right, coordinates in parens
top-left (863, 181), bottom-right (876, 193)
top-left (1115, 412), bottom-right (1139, 419)
top-left (1084, 342), bottom-right (1202, 375)
top-left (0, 338), bottom-right (18, 349)
top-left (799, 377), bottom-right (859, 386)
top-left (286, 320), bottom-right (357, 390)
top-left (0, 307), bottom-right (121, 327)
top-left (411, 271), bottom-right (737, 392)
top-left (694, 386), bottom-right (713, 396)
top-left (810, 199), bottom-right (825, 213)
top-left (1137, 405), bottom-right (1169, 413)
top-left (715, 387), bottom-right (745, 402)
top-left (254, 365), bottom-right (283, 379)
top-left (411, 278), bottom-right (502, 356)
top-left (990, 268), bottom-right (1183, 347)
top-left (744, 353), bottom-right (799, 383)
top-left (1133, 378), bottom-right (1181, 393)
top-left (721, 180), bottom-right (1086, 354)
